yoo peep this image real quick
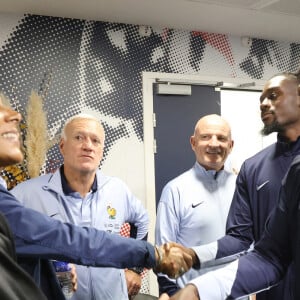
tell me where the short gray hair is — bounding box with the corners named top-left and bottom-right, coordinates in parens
top-left (61, 113), bottom-right (104, 140)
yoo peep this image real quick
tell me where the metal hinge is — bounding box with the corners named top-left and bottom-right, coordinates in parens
top-left (153, 113), bottom-right (156, 127)
top-left (153, 139), bottom-right (157, 154)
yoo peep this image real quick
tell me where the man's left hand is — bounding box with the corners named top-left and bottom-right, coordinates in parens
top-left (69, 264), bottom-right (78, 292)
top-left (158, 284), bottom-right (200, 300)
top-left (125, 269), bottom-right (142, 297)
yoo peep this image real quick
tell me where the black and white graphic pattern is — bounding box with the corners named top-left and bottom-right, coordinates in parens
top-left (0, 14), bottom-right (299, 173)
top-left (0, 12), bottom-right (300, 295)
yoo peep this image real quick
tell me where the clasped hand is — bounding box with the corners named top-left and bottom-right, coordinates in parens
top-left (154, 242), bottom-right (196, 278)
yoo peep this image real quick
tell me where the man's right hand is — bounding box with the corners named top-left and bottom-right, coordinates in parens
top-left (154, 242), bottom-right (197, 278)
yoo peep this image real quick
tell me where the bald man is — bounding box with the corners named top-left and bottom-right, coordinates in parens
top-left (155, 114), bottom-right (236, 296)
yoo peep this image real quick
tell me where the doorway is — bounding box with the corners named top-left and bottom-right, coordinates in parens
top-left (142, 72), bottom-right (269, 296)
top-left (153, 84), bottom-right (220, 206)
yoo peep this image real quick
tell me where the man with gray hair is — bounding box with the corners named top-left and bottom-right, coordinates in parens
top-left (12, 113), bottom-right (149, 300)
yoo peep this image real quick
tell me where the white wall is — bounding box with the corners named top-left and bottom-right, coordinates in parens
top-left (221, 89), bottom-right (276, 173)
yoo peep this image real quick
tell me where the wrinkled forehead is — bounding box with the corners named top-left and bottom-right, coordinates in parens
top-left (260, 75), bottom-right (298, 100)
top-left (267, 75), bottom-right (283, 87)
top-left (196, 119), bottom-right (231, 137)
top-left (67, 118), bottom-right (104, 135)
top-left (266, 73), bottom-right (299, 88)
top-left (264, 75), bottom-right (292, 90)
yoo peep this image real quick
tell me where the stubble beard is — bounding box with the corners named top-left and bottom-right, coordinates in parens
top-left (261, 121), bottom-right (284, 136)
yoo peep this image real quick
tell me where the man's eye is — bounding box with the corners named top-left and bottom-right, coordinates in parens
top-left (200, 135), bottom-right (209, 140)
top-left (269, 92), bottom-right (277, 100)
top-left (75, 135), bottom-right (83, 140)
top-left (93, 139), bottom-right (101, 145)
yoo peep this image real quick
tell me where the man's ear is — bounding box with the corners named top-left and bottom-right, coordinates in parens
top-left (297, 86), bottom-right (300, 108)
top-left (190, 136), bottom-right (195, 150)
top-left (59, 139), bottom-right (64, 154)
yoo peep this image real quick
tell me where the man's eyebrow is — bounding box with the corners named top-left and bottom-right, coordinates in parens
top-left (73, 131), bottom-right (83, 135)
top-left (73, 130), bottom-right (85, 135)
top-left (260, 91), bottom-right (267, 102)
top-left (73, 131), bottom-right (102, 139)
top-left (260, 87), bottom-right (277, 102)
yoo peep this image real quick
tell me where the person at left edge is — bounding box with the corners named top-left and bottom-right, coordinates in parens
top-left (0, 96), bottom-right (197, 300)
top-left (0, 210), bottom-right (47, 300)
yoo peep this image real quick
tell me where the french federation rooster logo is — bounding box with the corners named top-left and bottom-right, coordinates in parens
top-left (107, 205), bottom-right (117, 219)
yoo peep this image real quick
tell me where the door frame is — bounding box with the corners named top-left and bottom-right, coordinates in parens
top-left (142, 71), bottom-right (265, 295)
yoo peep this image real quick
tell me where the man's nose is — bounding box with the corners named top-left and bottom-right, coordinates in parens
top-left (7, 109), bottom-right (22, 123)
top-left (82, 138), bottom-right (93, 148)
top-left (260, 98), bottom-right (271, 109)
top-left (208, 136), bottom-right (219, 146)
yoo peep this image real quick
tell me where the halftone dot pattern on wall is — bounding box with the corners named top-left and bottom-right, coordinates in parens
top-left (0, 14), bottom-right (298, 182)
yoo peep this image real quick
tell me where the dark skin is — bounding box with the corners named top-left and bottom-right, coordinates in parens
top-left (260, 74), bottom-right (300, 142)
top-left (159, 72), bottom-right (300, 300)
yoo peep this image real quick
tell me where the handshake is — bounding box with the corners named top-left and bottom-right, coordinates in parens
top-left (153, 242), bottom-right (198, 279)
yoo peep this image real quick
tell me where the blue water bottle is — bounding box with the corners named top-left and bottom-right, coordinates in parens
top-left (52, 261), bottom-right (74, 299)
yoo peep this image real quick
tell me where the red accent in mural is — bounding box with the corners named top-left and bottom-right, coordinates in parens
top-left (193, 32), bottom-right (236, 76)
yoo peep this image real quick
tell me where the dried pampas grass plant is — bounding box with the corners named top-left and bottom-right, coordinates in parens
top-left (25, 90), bottom-right (49, 178)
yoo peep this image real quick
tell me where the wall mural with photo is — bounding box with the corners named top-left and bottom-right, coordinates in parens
top-left (0, 12), bottom-right (300, 294)
top-left (0, 12), bottom-right (299, 195)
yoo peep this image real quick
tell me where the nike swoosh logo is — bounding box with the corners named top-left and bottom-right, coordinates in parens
top-left (192, 201), bottom-right (204, 208)
top-left (49, 213), bottom-right (59, 218)
top-left (256, 180), bottom-right (269, 191)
